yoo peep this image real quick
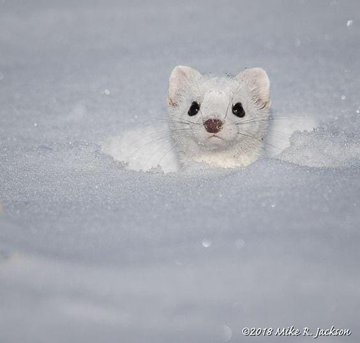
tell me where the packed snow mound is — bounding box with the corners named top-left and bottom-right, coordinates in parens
top-left (277, 116), bottom-right (360, 168)
top-left (265, 114), bottom-right (318, 157)
top-left (102, 125), bottom-right (179, 173)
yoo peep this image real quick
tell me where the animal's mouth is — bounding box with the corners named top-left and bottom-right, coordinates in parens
top-left (208, 135), bottom-right (224, 141)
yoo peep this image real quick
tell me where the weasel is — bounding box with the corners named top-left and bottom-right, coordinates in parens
top-left (103, 66), bottom-right (271, 173)
top-left (168, 66), bottom-right (271, 169)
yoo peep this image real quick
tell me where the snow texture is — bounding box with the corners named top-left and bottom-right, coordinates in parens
top-left (102, 124), bottom-right (179, 173)
top-left (1, 1), bottom-right (360, 342)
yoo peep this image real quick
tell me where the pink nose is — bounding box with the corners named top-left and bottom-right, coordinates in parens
top-left (204, 119), bottom-right (223, 134)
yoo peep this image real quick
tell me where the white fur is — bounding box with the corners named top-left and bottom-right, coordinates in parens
top-left (168, 66), bottom-right (271, 168)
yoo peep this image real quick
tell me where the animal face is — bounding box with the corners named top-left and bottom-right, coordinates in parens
top-left (168, 66), bottom-right (271, 154)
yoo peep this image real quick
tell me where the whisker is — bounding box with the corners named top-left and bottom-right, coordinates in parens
top-left (156, 141), bottom-right (178, 168)
top-left (172, 119), bottom-right (201, 126)
top-left (237, 130), bottom-right (285, 152)
top-left (234, 117), bottom-right (308, 127)
top-left (128, 134), bottom-right (171, 158)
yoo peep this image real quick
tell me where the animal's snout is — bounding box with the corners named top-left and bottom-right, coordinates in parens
top-left (204, 119), bottom-right (223, 134)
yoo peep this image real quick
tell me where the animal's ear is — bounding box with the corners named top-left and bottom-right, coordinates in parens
top-left (236, 68), bottom-right (270, 109)
top-left (168, 66), bottom-right (201, 107)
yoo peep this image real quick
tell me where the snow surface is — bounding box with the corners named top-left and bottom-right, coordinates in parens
top-left (1, 0), bottom-right (360, 342)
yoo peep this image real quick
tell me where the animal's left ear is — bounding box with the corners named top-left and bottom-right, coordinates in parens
top-left (168, 66), bottom-right (201, 107)
top-left (236, 68), bottom-right (270, 109)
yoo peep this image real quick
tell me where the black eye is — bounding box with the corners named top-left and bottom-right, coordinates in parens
top-left (188, 101), bottom-right (200, 116)
top-left (232, 102), bottom-right (245, 118)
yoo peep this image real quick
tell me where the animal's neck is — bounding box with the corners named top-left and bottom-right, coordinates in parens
top-left (178, 138), bottom-right (263, 168)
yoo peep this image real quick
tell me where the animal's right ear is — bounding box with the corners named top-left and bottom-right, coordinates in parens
top-left (168, 66), bottom-right (201, 107)
top-left (236, 68), bottom-right (271, 110)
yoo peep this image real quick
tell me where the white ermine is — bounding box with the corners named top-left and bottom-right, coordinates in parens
top-left (168, 66), bottom-right (271, 168)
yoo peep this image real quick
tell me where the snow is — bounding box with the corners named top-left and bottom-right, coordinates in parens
top-left (278, 118), bottom-right (360, 167)
top-left (1, 1), bottom-right (360, 342)
top-left (102, 124), bottom-right (179, 173)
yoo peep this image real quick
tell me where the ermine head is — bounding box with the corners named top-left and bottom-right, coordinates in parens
top-left (167, 66), bottom-right (271, 164)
